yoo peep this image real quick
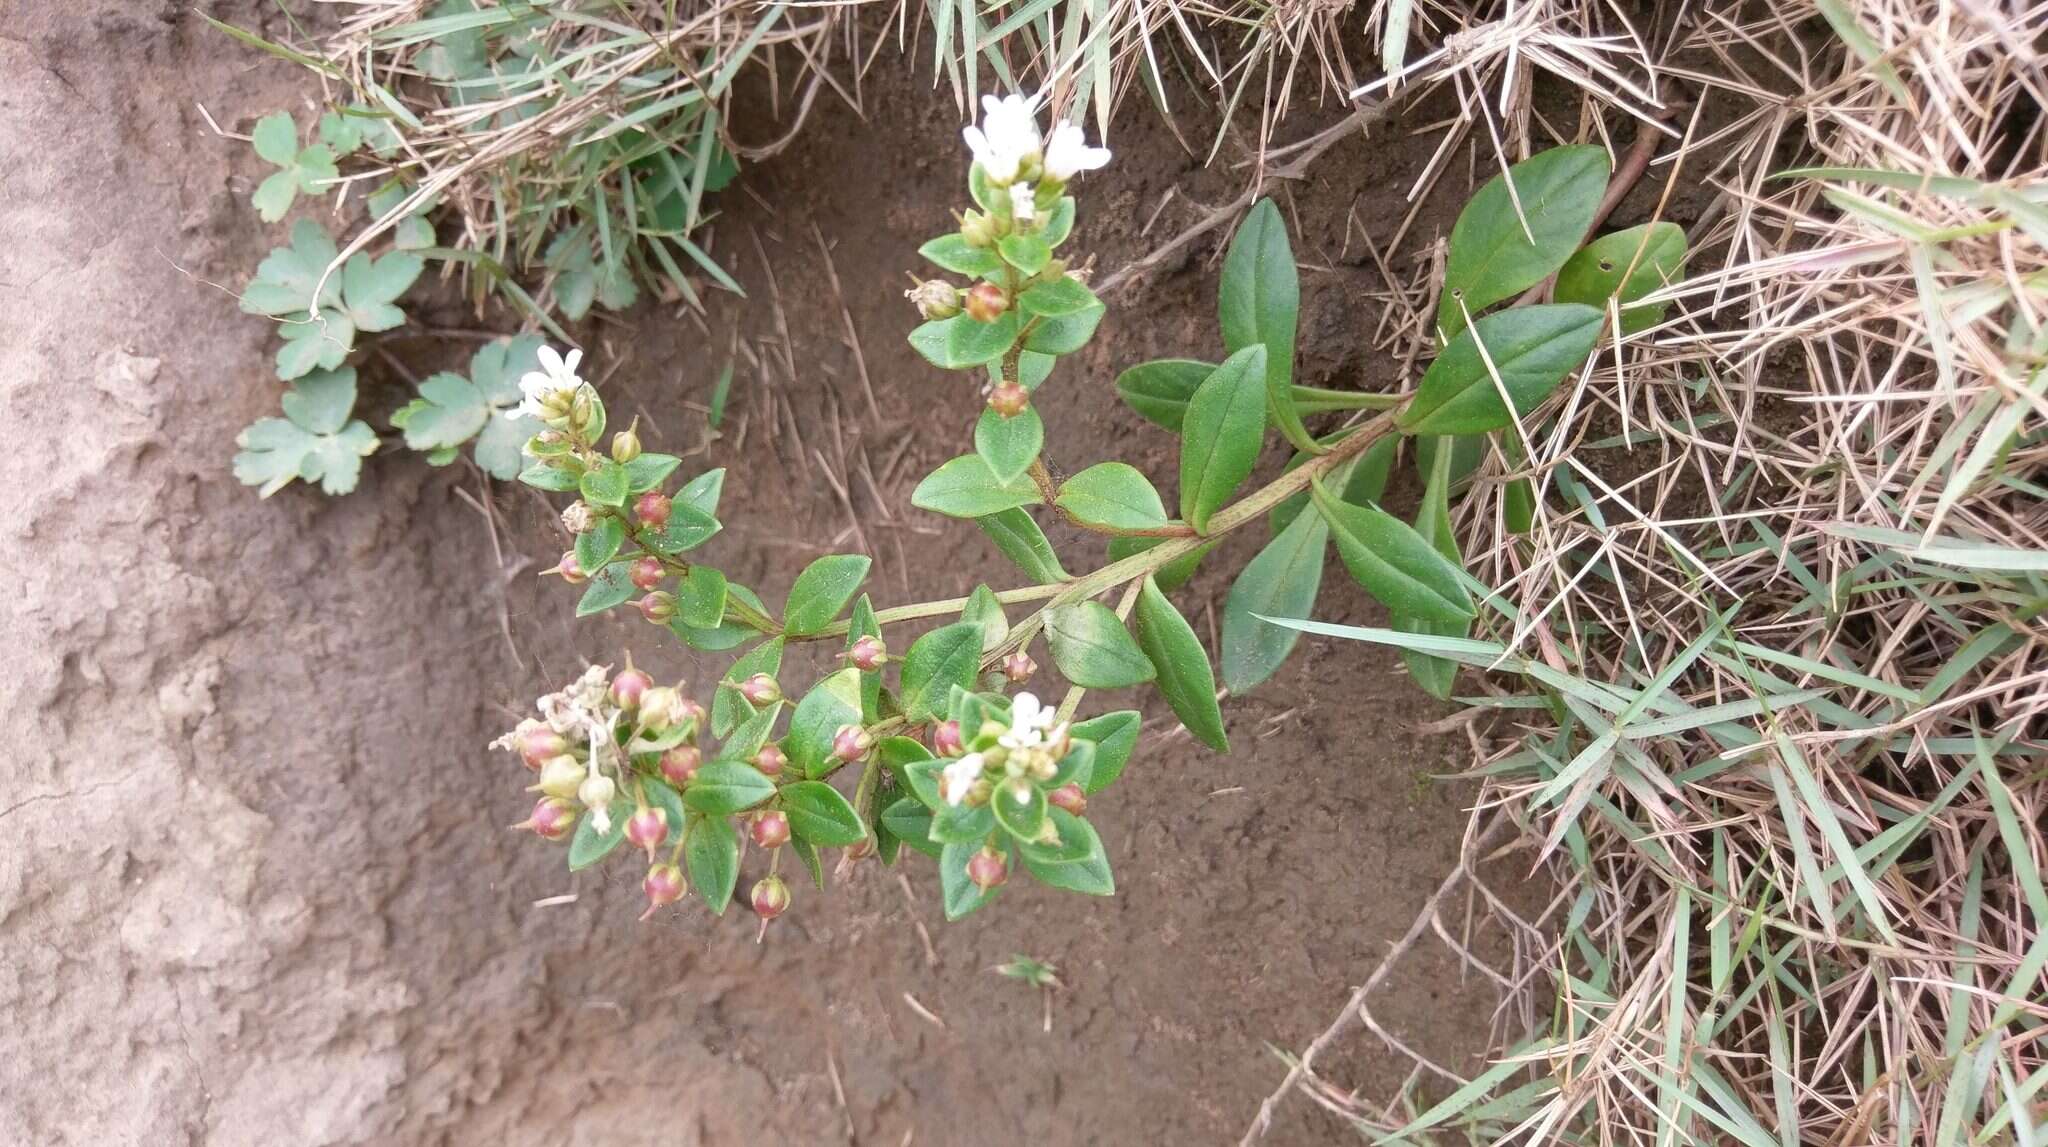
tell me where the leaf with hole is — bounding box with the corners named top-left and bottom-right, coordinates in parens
top-left (1179, 346), bottom-right (1268, 532)
top-left (1439, 145), bottom-right (1610, 340)
top-left (1398, 304), bottom-right (1602, 435)
top-left (1554, 222), bottom-right (1687, 334)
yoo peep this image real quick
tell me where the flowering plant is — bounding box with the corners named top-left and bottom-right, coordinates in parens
top-left (494, 108), bottom-right (1674, 926)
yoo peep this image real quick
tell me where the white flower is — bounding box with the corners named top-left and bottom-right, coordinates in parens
top-left (941, 752), bottom-right (986, 806)
top-left (1009, 181), bottom-right (1038, 227)
top-left (578, 772), bottom-right (617, 833)
top-left (962, 93), bottom-right (1041, 184)
top-left (1043, 121), bottom-right (1110, 181)
top-left (508, 344), bottom-right (585, 420)
top-left (999, 691), bottom-right (1065, 751)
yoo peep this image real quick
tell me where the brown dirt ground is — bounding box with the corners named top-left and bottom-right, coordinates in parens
top-left (2, 4), bottom-right (1550, 1144)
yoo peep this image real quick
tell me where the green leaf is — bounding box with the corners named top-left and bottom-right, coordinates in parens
top-left (939, 841), bottom-right (1002, 920)
top-left (975, 406), bottom-right (1043, 485)
top-left (909, 312), bottom-right (1024, 369)
top-left (779, 781), bottom-right (867, 847)
top-left (880, 796), bottom-right (941, 859)
top-left (252, 112), bottom-right (298, 166)
top-left (1019, 810), bottom-right (1114, 895)
top-left (783, 554), bottom-right (870, 636)
top-left (579, 459), bottom-right (631, 507)
top-left (339, 249), bottom-right (423, 332)
top-left (1042, 197), bottom-right (1076, 246)
top-left (677, 565), bottom-right (728, 630)
top-left (1179, 345), bottom-right (1268, 532)
top-left (1399, 304), bottom-right (1603, 435)
top-left (232, 416), bottom-right (378, 497)
top-left (931, 799), bottom-right (996, 845)
top-left (274, 308), bottom-right (355, 379)
top-left (1395, 445), bottom-right (1467, 697)
top-left (1107, 536), bottom-right (1215, 593)
top-left (252, 171), bottom-right (298, 222)
top-left (1220, 199), bottom-right (1313, 453)
top-left (784, 668), bottom-right (864, 779)
top-left (1439, 145), bottom-right (1610, 340)
top-left (960, 584), bottom-right (1010, 652)
top-left (789, 838), bottom-right (826, 890)
top-left (1115, 359), bottom-right (1215, 432)
top-left (681, 760), bottom-right (777, 815)
top-left (1554, 222), bottom-right (1688, 334)
top-left (919, 234), bottom-right (1002, 276)
top-left (684, 815), bottom-right (740, 914)
top-left (1271, 434), bottom-right (1398, 534)
top-left (1044, 602), bottom-right (1156, 688)
top-left (1056, 462), bottom-right (1169, 530)
top-left (976, 509), bottom-right (1070, 582)
top-left (519, 463), bottom-right (580, 492)
top-left (1133, 577), bottom-right (1228, 750)
top-left (242, 219), bottom-right (342, 317)
top-left (669, 582), bottom-right (762, 651)
top-left (623, 452), bottom-right (682, 493)
top-left (678, 467), bottom-right (727, 518)
top-left (574, 517), bottom-right (626, 576)
top-left (1071, 711), bottom-right (1140, 793)
top-left (1018, 276), bottom-right (1098, 317)
top-left (638, 505), bottom-right (721, 554)
top-left (1022, 302), bottom-right (1104, 355)
top-left (899, 622), bottom-right (984, 721)
top-left (999, 233), bottom-right (1050, 275)
top-left (280, 367), bottom-right (357, 434)
top-left (1221, 506), bottom-right (1327, 692)
top-left (1312, 480), bottom-right (1473, 624)
top-left (567, 804), bottom-right (632, 871)
top-left (575, 564), bottom-right (636, 617)
top-left (912, 454), bottom-right (1041, 518)
top-left (991, 780), bottom-right (1049, 842)
top-left (715, 638), bottom-right (784, 737)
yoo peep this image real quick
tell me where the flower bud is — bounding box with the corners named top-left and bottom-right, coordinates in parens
top-left (964, 282), bottom-right (1009, 323)
top-left (518, 723), bottom-right (569, 771)
top-left (561, 502), bottom-right (597, 535)
top-left (738, 674), bottom-right (782, 706)
top-left (749, 810), bottom-right (791, 849)
top-left (846, 634), bottom-right (887, 672)
top-left (752, 744), bottom-right (786, 778)
top-left (638, 592), bottom-right (676, 624)
top-left (557, 551), bottom-right (588, 584)
top-left (987, 382), bottom-right (1030, 418)
top-left (576, 772), bottom-right (617, 817)
top-left (611, 668), bottom-right (653, 708)
top-left (611, 428), bottom-right (642, 464)
top-left (960, 210), bottom-right (997, 248)
top-left (640, 862), bottom-right (686, 921)
top-left (536, 755), bottom-right (586, 800)
top-left (751, 874), bottom-right (791, 919)
top-left (932, 720), bottom-right (964, 757)
top-left (660, 744), bottom-right (702, 785)
top-left (677, 697), bottom-right (707, 727)
top-left (568, 389), bottom-right (598, 434)
top-left (639, 686), bottom-right (692, 733)
top-left (906, 280), bottom-right (962, 320)
top-left (1001, 650), bottom-right (1037, 683)
top-left (967, 847), bottom-right (1009, 890)
top-left (635, 491), bottom-right (672, 527)
top-left (1048, 782), bottom-right (1087, 815)
top-left (513, 796), bottom-right (579, 841)
top-left (831, 724), bottom-right (873, 763)
top-left (627, 806), bottom-right (670, 859)
top-left (629, 556), bottom-right (665, 591)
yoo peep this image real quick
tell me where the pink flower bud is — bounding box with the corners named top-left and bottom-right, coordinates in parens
top-left (513, 796), bottom-right (579, 841)
top-left (967, 847), bottom-right (1008, 891)
top-left (1002, 651), bottom-right (1037, 683)
top-left (750, 874), bottom-right (791, 919)
top-left (557, 551), bottom-right (587, 584)
top-left (519, 724), bottom-right (569, 771)
top-left (831, 724), bottom-right (873, 763)
top-left (1048, 783), bottom-right (1087, 815)
top-left (635, 491), bottom-right (672, 527)
top-left (749, 810), bottom-right (791, 849)
top-left (964, 282), bottom-right (1009, 323)
top-left (932, 720), bottom-right (964, 757)
top-left (611, 668), bottom-right (653, 708)
top-left (677, 698), bottom-right (707, 727)
top-left (738, 674), bottom-right (782, 706)
top-left (638, 592), bottom-right (676, 624)
top-left (626, 806), bottom-right (670, 859)
top-left (987, 382), bottom-right (1030, 418)
top-left (846, 634), bottom-right (887, 672)
top-left (660, 744), bottom-right (702, 785)
top-left (629, 556), bottom-right (666, 592)
top-left (640, 863), bottom-right (686, 921)
top-left (752, 744), bottom-right (786, 778)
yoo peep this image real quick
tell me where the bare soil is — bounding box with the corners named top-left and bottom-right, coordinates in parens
top-left (3, 4), bottom-right (1525, 1144)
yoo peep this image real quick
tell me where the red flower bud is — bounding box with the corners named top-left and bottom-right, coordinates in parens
top-left (831, 724), bottom-right (873, 763)
top-left (634, 491), bottom-right (672, 527)
top-left (640, 863), bottom-right (686, 921)
top-left (966, 847), bottom-right (1009, 890)
top-left (660, 744), bottom-right (702, 785)
top-left (626, 806), bottom-right (670, 859)
top-left (629, 556), bottom-right (666, 592)
top-left (519, 725), bottom-right (569, 771)
top-left (752, 744), bottom-right (786, 778)
top-left (1002, 651), bottom-right (1037, 683)
top-left (1048, 782), bottom-right (1087, 815)
top-left (751, 874), bottom-right (791, 919)
top-left (677, 698), bottom-right (707, 727)
top-left (611, 668), bottom-right (653, 708)
top-left (638, 592), bottom-right (676, 624)
top-left (932, 720), bottom-right (964, 757)
top-left (557, 551), bottom-right (587, 584)
top-left (738, 673), bottom-right (782, 705)
top-left (846, 634), bottom-right (887, 672)
top-left (987, 382), bottom-right (1030, 418)
top-left (513, 796), bottom-right (579, 841)
top-left (964, 282), bottom-right (1009, 323)
top-left (749, 810), bottom-right (791, 849)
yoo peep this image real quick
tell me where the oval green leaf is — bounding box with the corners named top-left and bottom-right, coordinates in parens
top-left (1438, 144), bottom-right (1611, 340)
top-left (681, 760), bottom-right (777, 815)
top-left (684, 814), bottom-right (740, 913)
top-left (1311, 480), bottom-right (1473, 624)
top-left (1056, 462), bottom-right (1169, 530)
top-left (912, 454), bottom-right (1042, 518)
top-left (975, 406), bottom-right (1043, 485)
top-left (899, 621), bottom-right (983, 721)
top-left (1132, 577), bottom-right (1228, 751)
top-left (783, 554), bottom-right (870, 636)
top-left (1398, 304), bottom-right (1603, 435)
top-left (1220, 198), bottom-right (1314, 453)
top-left (779, 780), bottom-right (867, 847)
top-left (1553, 222), bottom-right (1688, 334)
top-left (1221, 506), bottom-right (1327, 693)
top-left (1179, 345), bottom-right (1268, 532)
top-left (1044, 601), bottom-right (1156, 688)
top-left (975, 508), bottom-right (1070, 582)
top-left (1114, 358), bottom-right (1215, 432)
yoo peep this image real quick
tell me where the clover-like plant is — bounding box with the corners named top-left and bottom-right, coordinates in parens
top-left (492, 105), bottom-right (1684, 928)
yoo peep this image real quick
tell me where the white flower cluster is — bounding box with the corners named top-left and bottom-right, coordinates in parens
top-left (940, 691), bottom-right (1070, 806)
top-left (506, 345), bottom-right (587, 421)
top-left (491, 663), bottom-right (624, 832)
top-left (960, 94), bottom-right (1110, 213)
